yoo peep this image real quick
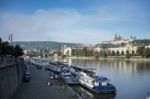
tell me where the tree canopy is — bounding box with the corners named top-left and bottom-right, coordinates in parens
top-left (137, 46), bottom-right (150, 57)
top-left (0, 38), bottom-right (23, 57)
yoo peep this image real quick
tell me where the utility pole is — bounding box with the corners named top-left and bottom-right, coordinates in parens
top-left (8, 33), bottom-right (13, 46)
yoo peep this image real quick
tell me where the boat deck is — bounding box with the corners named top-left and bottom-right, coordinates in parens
top-left (63, 76), bottom-right (80, 85)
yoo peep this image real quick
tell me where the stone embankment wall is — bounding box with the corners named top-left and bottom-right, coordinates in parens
top-left (0, 58), bottom-right (25, 99)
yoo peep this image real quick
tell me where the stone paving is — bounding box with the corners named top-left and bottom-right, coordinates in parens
top-left (11, 64), bottom-right (77, 99)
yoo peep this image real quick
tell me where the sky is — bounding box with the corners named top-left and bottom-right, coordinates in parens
top-left (0, 0), bottom-right (150, 44)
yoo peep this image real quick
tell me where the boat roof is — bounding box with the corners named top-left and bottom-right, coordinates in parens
top-left (71, 65), bottom-right (95, 72)
top-left (50, 61), bottom-right (68, 65)
top-left (95, 76), bottom-right (108, 82)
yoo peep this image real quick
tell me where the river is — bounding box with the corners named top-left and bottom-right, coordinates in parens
top-left (61, 58), bottom-right (150, 99)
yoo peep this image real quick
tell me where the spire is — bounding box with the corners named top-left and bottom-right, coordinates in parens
top-left (131, 35), bottom-right (132, 39)
top-left (114, 34), bottom-right (117, 40)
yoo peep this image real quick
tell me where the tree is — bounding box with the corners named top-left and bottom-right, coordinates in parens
top-left (83, 47), bottom-right (88, 56)
top-left (12, 45), bottom-right (23, 58)
top-left (87, 50), bottom-right (93, 56)
top-left (0, 38), bottom-right (23, 57)
top-left (144, 48), bottom-right (150, 57)
top-left (93, 51), bottom-right (100, 59)
top-left (72, 49), bottom-right (76, 56)
top-left (137, 46), bottom-right (145, 56)
top-left (2, 41), bottom-right (9, 55)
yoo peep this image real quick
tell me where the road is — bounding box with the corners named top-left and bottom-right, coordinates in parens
top-left (11, 64), bottom-right (77, 99)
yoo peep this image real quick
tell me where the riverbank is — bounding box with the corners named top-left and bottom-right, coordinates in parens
top-left (68, 56), bottom-right (150, 61)
top-left (45, 56), bottom-right (150, 62)
top-left (11, 64), bottom-right (78, 99)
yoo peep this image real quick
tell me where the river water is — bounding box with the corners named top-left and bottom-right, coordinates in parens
top-left (62, 58), bottom-right (150, 99)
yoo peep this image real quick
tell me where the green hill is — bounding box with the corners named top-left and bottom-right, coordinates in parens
top-left (13, 41), bottom-right (80, 49)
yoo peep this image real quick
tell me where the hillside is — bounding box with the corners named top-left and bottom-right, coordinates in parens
top-left (13, 41), bottom-right (80, 49)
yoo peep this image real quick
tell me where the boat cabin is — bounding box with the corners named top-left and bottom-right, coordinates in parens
top-left (80, 70), bottom-right (109, 87)
top-left (95, 76), bottom-right (109, 86)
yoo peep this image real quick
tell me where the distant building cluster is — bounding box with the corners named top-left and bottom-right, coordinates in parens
top-left (23, 34), bottom-right (150, 57)
top-left (94, 34), bottom-right (137, 55)
top-left (62, 34), bottom-right (150, 57)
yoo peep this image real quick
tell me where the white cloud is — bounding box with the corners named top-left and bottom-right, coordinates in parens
top-left (0, 8), bottom-right (113, 44)
top-left (0, 7), bottom-right (145, 44)
top-left (0, 0), bottom-right (149, 44)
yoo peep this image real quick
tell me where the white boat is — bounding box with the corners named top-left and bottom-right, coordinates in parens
top-left (70, 65), bottom-right (116, 93)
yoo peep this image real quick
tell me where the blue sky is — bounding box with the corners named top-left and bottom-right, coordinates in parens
top-left (0, 0), bottom-right (150, 44)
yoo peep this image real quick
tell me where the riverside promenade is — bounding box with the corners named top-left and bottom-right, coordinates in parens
top-left (11, 64), bottom-right (77, 99)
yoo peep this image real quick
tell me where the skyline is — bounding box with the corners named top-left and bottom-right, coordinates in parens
top-left (0, 0), bottom-right (150, 44)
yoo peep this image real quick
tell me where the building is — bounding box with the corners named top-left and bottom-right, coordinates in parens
top-left (95, 35), bottom-right (138, 55)
top-left (145, 45), bottom-right (150, 48)
top-left (62, 45), bottom-right (72, 57)
top-left (62, 35), bottom-right (150, 57)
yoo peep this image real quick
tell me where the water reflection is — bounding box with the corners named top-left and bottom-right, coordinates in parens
top-left (63, 58), bottom-right (72, 65)
top-left (71, 59), bottom-right (150, 75)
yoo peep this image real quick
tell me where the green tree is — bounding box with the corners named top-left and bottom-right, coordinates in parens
top-left (12, 45), bottom-right (23, 58)
top-left (87, 50), bottom-right (93, 56)
top-left (144, 48), bottom-right (150, 57)
top-left (137, 46), bottom-right (145, 56)
top-left (83, 47), bottom-right (88, 56)
top-left (93, 51), bottom-right (99, 59)
top-left (2, 41), bottom-right (10, 55)
top-left (71, 49), bottom-right (76, 56)
top-left (0, 38), bottom-right (24, 57)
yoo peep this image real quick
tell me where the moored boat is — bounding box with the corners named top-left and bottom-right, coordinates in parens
top-left (70, 65), bottom-right (117, 93)
top-left (61, 69), bottom-right (71, 77)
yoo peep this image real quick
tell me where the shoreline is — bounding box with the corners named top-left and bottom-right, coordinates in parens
top-left (46, 56), bottom-right (150, 62)
top-left (64, 56), bottom-right (150, 61)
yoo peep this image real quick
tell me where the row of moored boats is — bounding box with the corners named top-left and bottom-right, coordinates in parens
top-left (32, 60), bottom-right (117, 94)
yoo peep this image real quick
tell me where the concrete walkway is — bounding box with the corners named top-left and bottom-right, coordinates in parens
top-left (11, 64), bottom-right (77, 99)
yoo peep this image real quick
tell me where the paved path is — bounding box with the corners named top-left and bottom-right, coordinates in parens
top-left (11, 64), bottom-right (77, 99)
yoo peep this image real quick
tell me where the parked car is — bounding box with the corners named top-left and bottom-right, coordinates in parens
top-left (23, 69), bottom-right (31, 82)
